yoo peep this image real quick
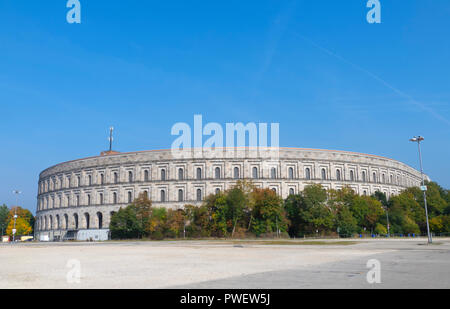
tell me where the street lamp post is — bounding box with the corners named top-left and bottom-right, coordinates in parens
top-left (409, 136), bottom-right (432, 244)
top-left (12, 190), bottom-right (21, 242)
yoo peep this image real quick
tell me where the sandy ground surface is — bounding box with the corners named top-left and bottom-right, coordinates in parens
top-left (1, 238), bottom-right (449, 288)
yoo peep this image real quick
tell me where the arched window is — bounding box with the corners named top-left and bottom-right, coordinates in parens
top-left (234, 167), bottom-right (240, 179)
top-left (77, 176), bottom-right (81, 187)
top-left (288, 167), bottom-right (294, 179)
top-left (289, 188), bottom-right (295, 195)
top-left (128, 171), bottom-right (133, 182)
top-left (100, 174), bottom-right (104, 185)
top-left (196, 189), bottom-right (202, 201)
top-left (84, 213), bottom-right (90, 229)
top-left (382, 173), bottom-right (386, 183)
top-left (362, 171), bottom-right (366, 182)
top-left (160, 190), bottom-right (166, 202)
top-left (305, 168), bottom-right (311, 180)
top-left (363, 190), bottom-right (367, 196)
top-left (56, 215), bottom-right (60, 229)
top-left (390, 175), bottom-right (393, 184)
top-left (114, 172), bottom-right (118, 184)
top-left (97, 212), bottom-right (103, 229)
top-left (144, 170), bottom-right (149, 181)
top-left (252, 167), bottom-right (258, 179)
top-left (143, 190), bottom-right (148, 198)
top-left (350, 170), bottom-right (355, 181)
top-left (321, 169), bottom-right (326, 180)
top-left (128, 191), bottom-right (132, 203)
top-left (113, 192), bottom-right (117, 204)
top-left (64, 214), bottom-right (68, 230)
top-left (178, 168), bottom-right (184, 180)
top-left (76, 195), bottom-right (80, 207)
top-left (336, 169), bottom-right (341, 181)
top-left (88, 175), bottom-right (92, 186)
top-left (87, 194), bottom-right (91, 206)
top-left (161, 169), bottom-right (166, 181)
top-left (196, 167), bottom-right (202, 180)
top-left (373, 172), bottom-right (377, 183)
top-left (271, 188), bottom-right (277, 194)
top-left (271, 168), bottom-right (277, 179)
top-left (74, 213), bottom-right (79, 230)
top-left (215, 167), bottom-right (221, 179)
top-left (99, 193), bottom-right (104, 205)
top-left (215, 188), bottom-right (220, 195)
top-left (178, 189), bottom-right (183, 202)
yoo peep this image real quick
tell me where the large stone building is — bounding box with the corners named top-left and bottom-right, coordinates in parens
top-left (34, 147), bottom-right (426, 241)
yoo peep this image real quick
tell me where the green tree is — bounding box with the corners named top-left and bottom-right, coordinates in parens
top-left (109, 206), bottom-right (143, 239)
top-left (0, 204), bottom-right (9, 235)
top-left (250, 188), bottom-right (288, 237)
top-left (285, 184), bottom-right (334, 236)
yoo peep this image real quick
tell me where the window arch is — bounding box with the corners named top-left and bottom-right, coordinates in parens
top-left (100, 173), bottom-right (104, 185)
top-left (289, 188), bottom-right (295, 195)
top-left (144, 170), bottom-right (149, 181)
top-left (350, 170), bottom-right (355, 181)
top-left (234, 167), bottom-right (240, 179)
top-left (215, 167), bottom-right (221, 179)
top-left (88, 175), bottom-right (92, 186)
top-left (271, 188), bottom-right (277, 194)
top-left (178, 189), bottom-right (184, 202)
top-left (97, 212), bottom-right (103, 229)
top-left (49, 215), bottom-right (53, 230)
top-left (336, 169), bottom-right (341, 181)
top-left (252, 167), bottom-right (258, 179)
top-left (382, 173), bottom-right (386, 183)
top-left (321, 168), bottom-right (327, 180)
top-left (160, 190), bottom-right (166, 202)
top-left (128, 171), bottom-right (133, 182)
top-left (74, 213), bottom-right (79, 230)
top-left (390, 175), bottom-right (393, 184)
top-left (84, 213), bottom-right (90, 229)
top-left (127, 191), bottom-right (133, 203)
top-left (76, 195), bottom-right (80, 207)
top-left (373, 172), bottom-right (377, 183)
top-left (64, 214), bottom-right (68, 230)
top-left (143, 190), bottom-right (148, 198)
top-left (271, 168), bottom-right (277, 179)
top-left (288, 167), bottom-right (294, 179)
top-left (196, 167), bottom-right (202, 180)
top-left (87, 194), bottom-right (91, 206)
top-left (113, 192), bottom-right (117, 204)
top-left (178, 168), bottom-right (184, 180)
top-left (196, 189), bottom-right (202, 201)
top-left (161, 169), bottom-right (166, 181)
top-left (215, 188), bottom-right (220, 195)
top-left (362, 171), bottom-right (366, 182)
top-left (99, 193), bottom-right (104, 205)
top-left (77, 176), bottom-right (81, 187)
top-left (305, 168), bottom-right (311, 180)
top-left (114, 172), bottom-right (118, 184)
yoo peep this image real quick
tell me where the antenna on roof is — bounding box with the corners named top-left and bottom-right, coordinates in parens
top-left (108, 126), bottom-right (114, 151)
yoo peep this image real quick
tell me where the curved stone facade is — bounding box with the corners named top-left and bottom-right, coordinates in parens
top-left (35, 147), bottom-right (426, 240)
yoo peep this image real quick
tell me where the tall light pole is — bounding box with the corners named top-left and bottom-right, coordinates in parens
top-left (409, 136), bottom-right (432, 244)
top-left (12, 190), bottom-right (21, 242)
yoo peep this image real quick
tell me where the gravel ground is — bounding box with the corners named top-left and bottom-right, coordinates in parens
top-left (0, 238), bottom-right (449, 289)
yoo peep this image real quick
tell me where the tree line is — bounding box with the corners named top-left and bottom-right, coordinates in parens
top-left (110, 180), bottom-right (450, 239)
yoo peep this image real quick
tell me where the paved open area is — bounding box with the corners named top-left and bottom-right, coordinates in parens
top-left (1, 238), bottom-right (449, 288)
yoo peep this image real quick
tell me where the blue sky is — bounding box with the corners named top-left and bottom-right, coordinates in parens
top-left (1, 0), bottom-right (449, 213)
